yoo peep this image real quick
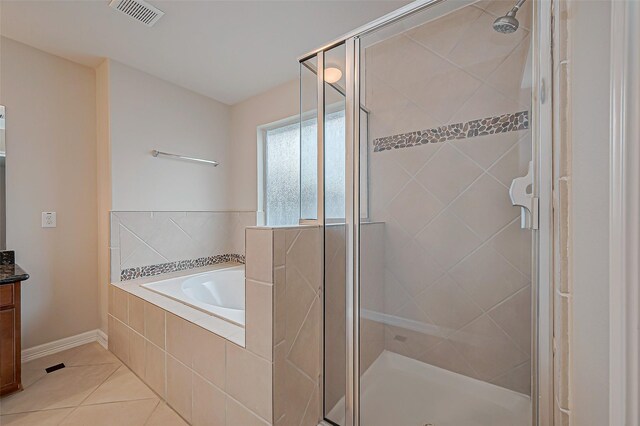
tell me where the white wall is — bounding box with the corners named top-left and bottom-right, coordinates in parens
top-left (570, 1), bottom-right (611, 424)
top-left (109, 60), bottom-right (232, 211)
top-left (96, 60), bottom-right (111, 334)
top-left (229, 79), bottom-right (301, 211)
top-left (0, 37), bottom-right (99, 348)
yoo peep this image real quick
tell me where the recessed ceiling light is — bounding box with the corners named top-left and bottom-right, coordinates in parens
top-left (324, 67), bottom-right (343, 84)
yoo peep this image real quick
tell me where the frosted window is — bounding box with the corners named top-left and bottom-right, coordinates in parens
top-left (265, 110), bottom-right (346, 226)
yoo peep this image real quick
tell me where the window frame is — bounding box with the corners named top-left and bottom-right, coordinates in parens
top-left (257, 103), bottom-right (368, 227)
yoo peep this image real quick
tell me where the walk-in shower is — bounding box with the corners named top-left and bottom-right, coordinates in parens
top-left (299, 0), bottom-right (552, 424)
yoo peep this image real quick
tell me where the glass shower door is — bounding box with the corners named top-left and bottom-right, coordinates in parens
top-left (356, 1), bottom-right (535, 425)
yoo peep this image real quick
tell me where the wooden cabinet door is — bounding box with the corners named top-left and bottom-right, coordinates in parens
top-left (0, 307), bottom-right (16, 390)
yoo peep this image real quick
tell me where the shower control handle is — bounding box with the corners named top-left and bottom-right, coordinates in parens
top-left (509, 161), bottom-right (539, 230)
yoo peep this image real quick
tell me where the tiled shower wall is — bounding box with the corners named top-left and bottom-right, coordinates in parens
top-left (245, 225), bottom-right (323, 426)
top-left (364, 0), bottom-right (533, 394)
top-left (110, 211), bottom-right (255, 281)
top-left (324, 223), bottom-right (386, 413)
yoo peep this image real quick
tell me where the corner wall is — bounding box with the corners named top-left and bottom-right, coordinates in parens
top-left (108, 60), bottom-right (233, 211)
top-left (229, 79), bottom-right (300, 212)
top-left (0, 37), bottom-right (100, 348)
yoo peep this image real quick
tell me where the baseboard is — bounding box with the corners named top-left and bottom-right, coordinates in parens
top-left (21, 329), bottom-right (109, 363)
top-left (96, 329), bottom-right (108, 349)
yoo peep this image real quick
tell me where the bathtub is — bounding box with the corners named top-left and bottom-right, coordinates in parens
top-left (142, 265), bottom-right (245, 326)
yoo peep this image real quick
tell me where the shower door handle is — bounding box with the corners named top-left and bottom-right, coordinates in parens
top-left (509, 161), bottom-right (539, 230)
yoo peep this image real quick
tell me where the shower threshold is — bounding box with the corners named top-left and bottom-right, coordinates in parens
top-left (326, 350), bottom-right (531, 426)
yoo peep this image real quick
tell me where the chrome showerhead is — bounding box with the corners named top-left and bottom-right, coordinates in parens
top-left (492, 0), bottom-right (526, 34)
top-left (493, 11), bottom-right (519, 33)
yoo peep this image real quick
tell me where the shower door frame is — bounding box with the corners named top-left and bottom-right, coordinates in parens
top-left (300, 0), bottom-right (554, 424)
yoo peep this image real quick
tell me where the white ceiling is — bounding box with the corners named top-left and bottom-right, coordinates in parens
top-left (0, 0), bottom-right (408, 105)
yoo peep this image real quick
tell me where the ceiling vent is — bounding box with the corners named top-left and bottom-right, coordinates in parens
top-left (109, 0), bottom-right (164, 27)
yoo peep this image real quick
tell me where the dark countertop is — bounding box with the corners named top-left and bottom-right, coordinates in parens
top-left (0, 264), bottom-right (30, 285)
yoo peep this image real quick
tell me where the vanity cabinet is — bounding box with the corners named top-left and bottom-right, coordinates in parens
top-left (0, 282), bottom-right (22, 396)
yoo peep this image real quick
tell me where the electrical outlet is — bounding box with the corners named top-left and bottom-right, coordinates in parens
top-left (42, 212), bottom-right (56, 228)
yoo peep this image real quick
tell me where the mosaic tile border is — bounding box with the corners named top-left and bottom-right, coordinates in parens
top-left (373, 110), bottom-right (529, 152)
top-left (120, 253), bottom-right (245, 281)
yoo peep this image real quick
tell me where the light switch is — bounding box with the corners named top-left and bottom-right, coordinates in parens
top-left (42, 212), bottom-right (57, 228)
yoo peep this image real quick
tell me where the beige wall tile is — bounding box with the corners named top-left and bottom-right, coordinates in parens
top-left (287, 298), bottom-right (320, 381)
top-left (449, 173), bottom-right (519, 241)
top-left (285, 266), bottom-right (317, 353)
top-left (166, 355), bottom-right (193, 423)
top-left (286, 228), bottom-right (321, 291)
top-left (144, 302), bottom-right (166, 349)
top-left (490, 360), bottom-right (531, 395)
top-left (192, 324), bottom-right (226, 390)
top-left (273, 229), bottom-right (286, 267)
top-left (416, 212), bottom-right (482, 270)
top-left (273, 266), bottom-right (286, 345)
top-left (284, 361), bottom-right (316, 426)
top-left (226, 397), bottom-right (270, 426)
top-left (108, 285), bottom-right (114, 316)
top-left (450, 314), bottom-right (528, 381)
top-left (419, 340), bottom-right (478, 379)
top-left (226, 342), bottom-right (273, 422)
top-left (192, 374), bottom-right (225, 426)
top-left (246, 279), bottom-right (274, 361)
top-left (128, 328), bottom-right (146, 378)
top-left (300, 386), bottom-right (320, 426)
top-left (246, 228), bottom-right (273, 283)
top-left (145, 340), bottom-right (166, 398)
top-left (490, 218), bottom-right (532, 279)
top-left (452, 130), bottom-right (524, 170)
top-left (488, 133), bottom-right (532, 187)
top-left (488, 286), bottom-right (532, 355)
top-left (112, 287), bottom-right (128, 323)
top-left (108, 315), bottom-right (129, 365)
top-left (166, 313), bottom-right (195, 366)
top-left (416, 274), bottom-right (483, 332)
top-left (273, 341), bottom-right (286, 422)
top-left (360, 319), bottom-right (385, 375)
top-left (388, 181), bottom-right (444, 236)
top-left (450, 244), bottom-right (528, 311)
top-left (128, 295), bottom-right (145, 334)
top-left (415, 144), bottom-right (483, 205)
top-left (405, 5), bottom-right (484, 57)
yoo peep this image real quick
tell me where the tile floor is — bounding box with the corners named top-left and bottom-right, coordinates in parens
top-left (0, 342), bottom-right (187, 425)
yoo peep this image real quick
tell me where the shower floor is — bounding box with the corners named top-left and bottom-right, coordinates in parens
top-left (326, 350), bottom-right (531, 426)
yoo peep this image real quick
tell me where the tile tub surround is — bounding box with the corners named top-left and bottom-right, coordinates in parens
top-left (120, 253), bottom-right (245, 281)
top-left (363, 1), bottom-right (533, 395)
top-left (107, 225), bottom-right (322, 425)
top-left (110, 211), bottom-right (255, 282)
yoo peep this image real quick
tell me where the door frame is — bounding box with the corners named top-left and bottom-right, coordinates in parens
top-left (304, 0), bottom-right (555, 424)
top-left (609, 0), bottom-right (640, 424)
